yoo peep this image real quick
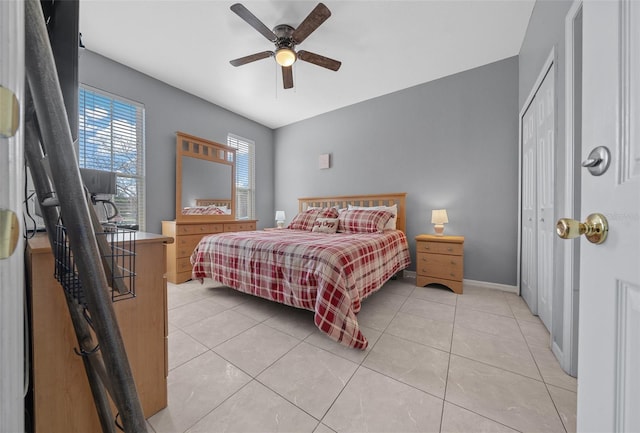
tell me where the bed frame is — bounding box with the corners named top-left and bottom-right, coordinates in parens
top-left (298, 192), bottom-right (407, 234)
top-left (195, 199), bottom-right (233, 208)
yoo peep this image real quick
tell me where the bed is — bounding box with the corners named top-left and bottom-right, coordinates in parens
top-left (190, 193), bottom-right (411, 349)
top-left (181, 199), bottom-right (233, 215)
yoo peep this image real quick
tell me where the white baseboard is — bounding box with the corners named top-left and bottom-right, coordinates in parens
top-left (463, 279), bottom-right (519, 294)
top-left (404, 271), bottom-right (518, 295)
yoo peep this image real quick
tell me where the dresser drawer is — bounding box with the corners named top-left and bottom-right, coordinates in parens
top-left (175, 234), bottom-right (203, 258)
top-left (224, 222), bottom-right (256, 232)
top-left (176, 257), bottom-right (193, 274)
top-left (177, 223), bottom-right (224, 235)
top-left (416, 252), bottom-right (463, 281)
top-left (416, 241), bottom-right (463, 256)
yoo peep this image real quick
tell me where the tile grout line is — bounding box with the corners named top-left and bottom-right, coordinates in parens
top-left (509, 294), bottom-right (572, 433)
top-left (438, 291), bottom-right (458, 432)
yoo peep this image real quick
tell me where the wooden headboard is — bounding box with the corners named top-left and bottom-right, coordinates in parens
top-left (195, 199), bottom-right (233, 208)
top-left (298, 193), bottom-right (407, 234)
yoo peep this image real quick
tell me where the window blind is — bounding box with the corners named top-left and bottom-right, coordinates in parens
top-left (227, 133), bottom-right (255, 220)
top-left (78, 85), bottom-right (145, 229)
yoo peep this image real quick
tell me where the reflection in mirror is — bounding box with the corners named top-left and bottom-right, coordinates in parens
top-left (181, 156), bottom-right (232, 210)
top-left (175, 132), bottom-right (236, 221)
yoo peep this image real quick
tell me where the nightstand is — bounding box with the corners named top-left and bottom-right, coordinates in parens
top-left (415, 234), bottom-right (464, 294)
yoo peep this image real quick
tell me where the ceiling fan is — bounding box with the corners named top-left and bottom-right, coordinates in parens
top-left (229, 2), bottom-right (342, 89)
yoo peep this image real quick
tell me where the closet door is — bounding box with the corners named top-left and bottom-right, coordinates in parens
top-left (521, 64), bottom-right (555, 332)
top-left (536, 69), bottom-right (555, 330)
top-left (521, 104), bottom-right (538, 313)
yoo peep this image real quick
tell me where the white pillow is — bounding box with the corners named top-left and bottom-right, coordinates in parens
top-left (312, 217), bottom-right (339, 234)
top-left (348, 204), bottom-right (397, 230)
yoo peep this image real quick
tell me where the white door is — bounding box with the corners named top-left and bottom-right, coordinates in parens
top-left (521, 63), bottom-right (555, 331)
top-left (576, 0), bottom-right (640, 431)
top-left (521, 104), bottom-right (537, 313)
top-left (536, 68), bottom-right (555, 330)
top-left (0, 2), bottom-right (25, 432)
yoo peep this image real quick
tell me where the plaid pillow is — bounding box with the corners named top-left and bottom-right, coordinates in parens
top-left (317, 207), bottom-right (339, 219)
top-left (338, 209), bottom-right (393, 233)
top-left (288, 209), bottom-right (319, 230)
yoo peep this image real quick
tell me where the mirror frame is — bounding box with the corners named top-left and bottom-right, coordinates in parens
top-left (175, 131), bottom-right (236, 222)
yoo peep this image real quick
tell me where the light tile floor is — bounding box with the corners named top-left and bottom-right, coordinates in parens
top-left (148, 278), bottom-right (577, 433)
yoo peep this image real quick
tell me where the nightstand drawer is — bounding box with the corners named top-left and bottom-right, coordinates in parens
top-left (416, 241), bottom-right (463, 256)
top-left (417, 252), bottom-right (463, 280)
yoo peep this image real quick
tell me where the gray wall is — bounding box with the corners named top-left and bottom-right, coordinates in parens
top-left (79, 50), bottom-right (275, 233)
top-left (274, 57), bottom-right (520, 285)
top-left (518, 0), bottom-right (574, 355)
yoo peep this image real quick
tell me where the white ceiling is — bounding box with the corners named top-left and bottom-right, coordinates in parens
top-left (79, 0), bottom-right (535, 129)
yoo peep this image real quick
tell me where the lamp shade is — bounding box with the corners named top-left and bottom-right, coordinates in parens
top-left (275, 48), bottom-right (296, 67)
top-left (275, 210), bottom-right (286, 228)
top-left (431, 209), bottom-right (448, 224)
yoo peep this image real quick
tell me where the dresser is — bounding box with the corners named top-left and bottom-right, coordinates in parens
top-left (26, 232), bottom-right (172, 433)
top-left (415, 234), bottom-right (465, 294)
top-left (162, 220), bottom-right (257, 283)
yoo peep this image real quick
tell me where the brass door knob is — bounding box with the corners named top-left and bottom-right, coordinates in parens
top-left (556, 213), bottom-right (608, 244)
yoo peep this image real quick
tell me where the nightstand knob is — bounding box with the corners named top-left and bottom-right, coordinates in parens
top-left (447, 247), bottom-right (453, 252)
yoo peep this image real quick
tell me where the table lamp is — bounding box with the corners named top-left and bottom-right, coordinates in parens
top-left (431, 209), bottom-right (448, 235)
top-left (275, 210), bottom-right (286, 228)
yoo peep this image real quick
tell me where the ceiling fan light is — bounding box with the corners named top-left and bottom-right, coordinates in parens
top-left (275, 48), bottom-right (296, 67)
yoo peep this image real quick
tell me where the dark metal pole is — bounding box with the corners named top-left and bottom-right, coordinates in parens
top-left (25, 115), bottom-right (116, 433)
top-left (23, 1), bottom-right (147, 431)
top-left (63, 291), bottom-right (118, 433)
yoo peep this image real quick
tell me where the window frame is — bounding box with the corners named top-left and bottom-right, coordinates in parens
top-left (227, 133), bottom-right (255, 220)
top-left (78, 84), bottom-right (146, 230)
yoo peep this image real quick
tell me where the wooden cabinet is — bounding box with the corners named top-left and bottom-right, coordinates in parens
top-left (162, 220), bottom-right (257, 283)
top-left (26, 232), bottom-right (172, 433)
top-left (415, 234), bottom-right (465, 294)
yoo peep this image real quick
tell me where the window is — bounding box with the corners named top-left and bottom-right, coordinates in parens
top-left (78, 86), bottom-right (145, 229)
top-left (227, 133), bottom-right (255, 220)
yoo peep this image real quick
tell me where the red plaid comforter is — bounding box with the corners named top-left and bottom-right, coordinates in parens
top-left (190, 229), bottom-right (411, 349)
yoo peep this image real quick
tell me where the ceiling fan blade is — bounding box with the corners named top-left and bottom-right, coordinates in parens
top-left (292, 3), bottom-right (331, 44)
top-left (282, 66), bottom-right (294, 89)
top-left (297, 50), bottom-right (341, 71)
top-left (230, 51), bottom-right (273, 67)
top-left (230, 3), bottom-right (277, 42)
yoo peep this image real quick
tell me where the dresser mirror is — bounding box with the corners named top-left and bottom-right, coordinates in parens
top-left (175, 131), bottom-right (236, 222)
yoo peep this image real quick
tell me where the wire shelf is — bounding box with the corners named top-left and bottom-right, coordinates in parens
top-left (54, 225), bottom-right (136, 305)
